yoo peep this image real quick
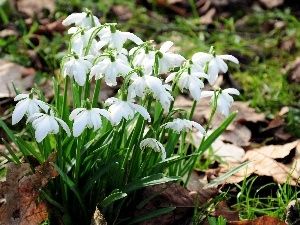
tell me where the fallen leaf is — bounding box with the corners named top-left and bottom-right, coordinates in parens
top-left (90, 207), bottom-right (107, 225)
top-left (286, 57), bottom-right (300, 83)
top-left (0, 59), bottom-right (35, 98)
top-left (228, 215), bottom-right (286, 224)
top-left (259, 0), bottom-right (284, 9)
top-left (135, 183), bottom-right (219, 225)
top-left (212, 201), bottom-right (239, 222)
top-left (111, 5), bottom-right (133, 21)
top-left (0, 152), bottom-right (59, 224)
top-left (15, 0), bottom-right (56, 17)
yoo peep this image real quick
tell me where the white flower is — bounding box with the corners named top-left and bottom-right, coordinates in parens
top-left (162, 118), bottom-right (206, 134)
top-left (140, 138), bottom-right (166, 161)
top-left (166, 63), bottom-right (208, 101)
top-left (62, 55), bottom-right (93, 86)
top-left (128, 74), bottom-right (148, 98)
top-left (192, 52), bottom-right (239, 85)
top-left (98, 26), bottom-right (143, 51)
top-left (157, 41), bottom-right (185, 74)
top-left (90, 50), bottom-right (132, 86)
top-left (144, 76), bottom-right (174, 111)
top-left (69, 108), bottom-right (111, 137)
top-left (69, 27), bottom-right (105, 56)
top-left (201, 88), bottom-right (240, 117)
top-left (104, 97), bottom-right (150, 126)
top-left (129, 46), bottom-right (155, 76)
top-left (12, 94), bottom-right (49, 125)
top-left (62, 12), bottom-right (101, 28)
top-left (26, 111), bottom-right (70, 142)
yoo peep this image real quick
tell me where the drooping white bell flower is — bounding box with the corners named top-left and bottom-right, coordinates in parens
top-left (201, 88), bottom-right (240, 117)
top-left (12, 94), bottom-right (50, 125)
top-left (26, 111), bottom-right (71, 143)
top-left (89, 50), bottom-right (132, 86)
top-left (62, 11), bottom-right (101, 29)
top-left (140, 138), bottom-right (166, 161)
top-left (129, 46), bottom-right (155, 76)
top-left (69, 27), bottom-right (106, 56)
top-left (156, 41), bottom-right (185, 74)
top-left (192, 51), bottom-right (239, 86)
top-left (144, 76), bottom-right (174, 111)
top-left (98, 25), bottom-right (143, 51)
top-left (104, 97), bottom-right (150, 126)
top-left (162, 118), bottom-right (206, 135)
top-left (62, 54), bottom-right (93, 86)
top-left (166, 63), bottom-right (208, 101)
top-left (69, 107), bottom-right (111, 137)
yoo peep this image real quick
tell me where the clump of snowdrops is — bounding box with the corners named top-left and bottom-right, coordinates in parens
top-left (1, 9), bottom-right (240, 224)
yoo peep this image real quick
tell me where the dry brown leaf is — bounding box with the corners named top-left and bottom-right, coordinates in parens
top-left (212, 201), bottom-right (239, 222)
top-left (0, 59), bottom-right (35, 98)
top-left (0, 152), bottom-right (58, 224)
top-left (228, 215), bottom-right (286, 225)
top-left (286, 57), bottom-right (300, 83)
top-left (285, 199), bottom-right (300, 225)
top-left (111, 5), bottom-right (133, 21)
top-left (15, 0), bottom-right (56, 17)
top-left (0, 163), bottom-right (31, 224)
top-left (221, 123), bottom-right (251, 147)
top-left (90, 207), bottom-right (107, 225)
top-left (135, 183), bottom-right (219, 225)
top-left (259, 0), bottom-right (284, 9)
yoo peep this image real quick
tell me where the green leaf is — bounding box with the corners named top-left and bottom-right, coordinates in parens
top-left (83, 156), bottom-right (122, 196)
top-left (199, 111), bottom-right (237, 152)
top-left (101, 189), bottom-right (127, 207)
top-left (121, 174), bottom-right (180, 193)
top-left (51, 163), bottom-right (87, 217)
top-left (204, 161), bottom-right (252, 188)
top-left (127, 207), bottom-right (176, 224)
top-left (1, 138), bottom-right (20, 163)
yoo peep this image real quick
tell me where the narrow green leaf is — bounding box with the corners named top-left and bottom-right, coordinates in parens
top-left (2, 139), bottom-right (20, 163)
top-left (204, 161), bottom-right (252, 188)
top-left (101, 189), bottom-right (127, 207)
top-left (121, 174), bottom-right (180, 193)
top-left (199, 111), bottom-right (237, 152)
top-left (40, 190), bottom-right (67, 213)
top-left (127, 207), bottom-right (176, 224)
top-left (51, 163), bottom-right (87, 217)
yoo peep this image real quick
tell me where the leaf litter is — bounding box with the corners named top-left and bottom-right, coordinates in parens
top-left (0, 152), bottom-right (58, 224)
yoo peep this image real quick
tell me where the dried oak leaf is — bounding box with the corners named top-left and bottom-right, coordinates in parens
top-left (0, 152), bottom-right (58, 225)
top-left (0, 163), bottom-right (31, 224)
top-left (135, 182), bottom-right (219, 225)
top-left (218, 140), bottom-right (300, 185)
top-left (228, 215), bottom-right (286, 225)
top-left (211, 201), bottom-right (239, 222)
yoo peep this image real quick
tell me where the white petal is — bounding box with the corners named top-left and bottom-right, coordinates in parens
top-left (190, 121), bottom-right (206, 135)
top-left (122, 32), bottom-right (143, 45)
top-left (200, 91), bottom-right (214, 98)
top-left (130, 103), bottom-right (151, 121)
top-left (73, 112), bottom-right (88, 137)
top-left (219, 54), bottom-right (239, 64)
top-left (223, 88), bottom-right (240, 95)
top-left (160, 41), bottom-right (173, 53)
top-left (69, 108), bottom-right (85, 120)
top-left (192, 52), bottom-right (213, 65)
top-left (55, 117), bottom-right (71, 136)
top-left (12, 100), bottom-right (28, 125)
top-left (14, 94), bottom-right (29, 101)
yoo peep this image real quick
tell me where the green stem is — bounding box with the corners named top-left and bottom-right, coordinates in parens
top-left (92, 79), bottom-right (102, 107)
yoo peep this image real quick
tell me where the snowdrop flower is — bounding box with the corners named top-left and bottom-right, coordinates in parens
top-left (98, 25), bottom-right (143, 51)
top-left (166, 63), bottom-right (208, 101)
top-left (90, 50), bottom-right (132, 86)
top-left (201, 88), bottom-right (240, 117)
top-left (26, 111), bottom-right (70, 143)
top-left (192, 51), bottom-right (239, 85)
top-left (162, 118), bottom-right (206, 135)
top-left (156, 41), bottom-right (185, 74)
top-left (69, 27), bottom-right (106, 56)
top-left (104, 97), bottom-right (150, 126)
top-left (140, 138), bottom-right (166, 161)
top-left (12, 94), bottom-right (49, 125)
top-left (69, 107), bottom-right (111, 137)
top-left (144, 76), bottom-right (174, 111)
top-left (62, 54), bottom-right (93, 86)
top-left (129, 45), bottom-right (155, 76)
top-left (62, 11), bottom-right (101, 29)
top-left (128, 74), bottom-right (148, 98)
